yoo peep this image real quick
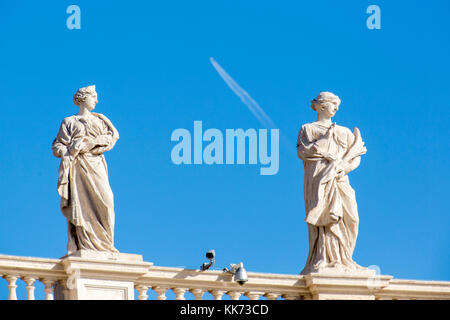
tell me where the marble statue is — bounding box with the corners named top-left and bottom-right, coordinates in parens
top-left (52, 85), bottom-right (119, 254)
top-left (297, 92), bottom-right (367, 275)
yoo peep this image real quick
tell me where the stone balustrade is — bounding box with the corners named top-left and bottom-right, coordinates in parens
top-left (0, 254), bottom-right (65, 300)
top-left (1, 253), bottom-right (449, 300)
top-left (133, 265), bottom-right (310, 300)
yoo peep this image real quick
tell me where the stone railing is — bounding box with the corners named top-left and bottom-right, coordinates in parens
top-left (1, 253), bottom-right (449, 300)
top-left (0, 254), bottom-right (65, 300)
top-left (134, 266), bottom-right (310, 300)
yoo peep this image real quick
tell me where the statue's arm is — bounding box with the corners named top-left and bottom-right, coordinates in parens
top-left (336, 128), bottom-right (364, 176)
top-left (90, 114), bottom-right (119, 155)
top-left (344, 156), bottom-right (361, 174)
top-left (53, 119), bottom-right (93, 158)
top-left (297, 125), bottom-right (331, 161)
top-left (52, 120), bottom-right (71, 158)
top-left (297, 126), bottom-right (315, 160)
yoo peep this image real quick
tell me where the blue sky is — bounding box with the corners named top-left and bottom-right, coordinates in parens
top-left (0, 0), bottom-right (449, 299)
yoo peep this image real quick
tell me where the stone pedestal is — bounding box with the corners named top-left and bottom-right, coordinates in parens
top-left (303, 269), bottom-right (393, 300)
top-left (56, 250), bottom-right (153, 300)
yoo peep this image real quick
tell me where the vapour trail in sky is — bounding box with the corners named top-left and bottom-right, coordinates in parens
top-left (209, 57), bottom-right (294, 152)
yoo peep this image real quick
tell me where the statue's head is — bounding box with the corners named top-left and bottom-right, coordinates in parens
top-left (73, 85), bottom-right (98, 111)
top-left (311, 91), bottom-right (341, 118)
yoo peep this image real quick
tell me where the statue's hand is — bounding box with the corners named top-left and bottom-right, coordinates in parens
top-left (88, 135), bottom-right (115, 155)
top-left (79, 137), bottom-right (96, 153)
top-left (329, 213), bottom-right (340, 223)
top-left (79, 136), bottom-right (110, 154)
top-left (335, 161), bottom-right (350, 178)
top-left (69, 139), bottom-right (83, 156)
top-left (336, 169), bottom-right (346, 179)
top-left (91, 135), bottom-right (111, 147)
top-left (69, 137), bottom-right (96, 155)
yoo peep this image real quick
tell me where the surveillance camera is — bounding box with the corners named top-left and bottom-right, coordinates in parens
top-left (200, 250), bottom-right (215, 271)
top-left (234, 264), bottom-right (248, 286)
top-left (205, 250), bottom-right (215, 260)
top-left (224, 262), bottom-right (248, 285)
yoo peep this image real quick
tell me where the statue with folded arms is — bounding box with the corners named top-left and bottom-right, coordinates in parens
top-left (297, 92), bottom-right (368, 274)
top-left (52, 85), bottom-right (119, 254)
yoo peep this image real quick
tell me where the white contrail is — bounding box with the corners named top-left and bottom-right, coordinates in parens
top-left (210, 57), bottom-right (294, 151)
top-left (210, 57), bottom-right (276, 129)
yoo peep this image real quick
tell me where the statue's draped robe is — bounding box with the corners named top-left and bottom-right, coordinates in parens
top-left (52, 113), bottom-right (119, 253)
top-left (297, 122), bottom-right (365, 274)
